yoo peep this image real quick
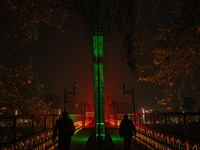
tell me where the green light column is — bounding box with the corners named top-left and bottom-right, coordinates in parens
top-left (93, 25), bottom-right (105, 141)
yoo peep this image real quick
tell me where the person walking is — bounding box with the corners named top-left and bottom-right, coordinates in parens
top-left (52, 111), bottom-right (75, 150)
top-left (119, 114), bottom-right (136, 150)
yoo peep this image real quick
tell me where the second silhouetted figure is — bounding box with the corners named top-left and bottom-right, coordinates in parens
top-left (119, 114), bottom-right (136, 150)
top-left (53, 111), bottom-right (75, 150)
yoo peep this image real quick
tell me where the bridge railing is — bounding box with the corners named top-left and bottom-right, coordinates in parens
top-left (114, 113), bottom-right (200, 150)
top-left (0, 114), bottom-right (90, 150)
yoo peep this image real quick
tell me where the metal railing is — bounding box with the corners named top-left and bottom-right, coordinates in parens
top-left (0, 114), bottom-right (90, 150)
top-left (114, 113), bottom-right (200, 150)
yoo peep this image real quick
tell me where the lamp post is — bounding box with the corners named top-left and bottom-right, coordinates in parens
top-left (123, 84), bottom-right (135, 114)
top-left (82, 101), bottom-right (89, 128)
top-left (64, 82), bottom-right (77, 111)
top-left (109, 100), bottom-right (118, 127)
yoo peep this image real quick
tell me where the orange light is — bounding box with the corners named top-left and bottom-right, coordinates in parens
top-left (1, 107), bottom-right (7, 110)
top-left (167, 107), bottom-right (171, 110)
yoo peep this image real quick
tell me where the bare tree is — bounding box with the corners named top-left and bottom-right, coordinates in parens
top-left (71, 0), bottom-right (145, 72)
top-left (138, 0), bottom-right (200, 111)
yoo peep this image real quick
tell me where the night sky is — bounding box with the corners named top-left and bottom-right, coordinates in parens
top-left (27, 1), bottom-right (172, 113)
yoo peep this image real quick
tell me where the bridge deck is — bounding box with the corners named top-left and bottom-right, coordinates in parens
top-left (107, 126), bottom-right (141, 150)
top-left (54, 125), bottom-right (94, 150)
top-left (62, 125), bottom-right (141, 150)
top-left (70, 125), bottom-right (94, 150)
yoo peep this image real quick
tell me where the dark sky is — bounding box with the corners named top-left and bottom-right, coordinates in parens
top-left (28, 1), bottom-right (172, 113)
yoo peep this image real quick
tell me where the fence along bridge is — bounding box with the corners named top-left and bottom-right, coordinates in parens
top-left (0, 112), bottom-right (200, 150)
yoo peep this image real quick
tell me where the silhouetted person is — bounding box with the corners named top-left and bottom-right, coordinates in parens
top-left (119, 114), bottom-right (136, 150)
top-left (52, 111), bottom-right (75, 150)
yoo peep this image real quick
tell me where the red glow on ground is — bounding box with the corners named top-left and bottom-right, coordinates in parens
top-left (85, 124), bottom-right (95, 128)
top-left (106, 124), bottom-right (114, 127)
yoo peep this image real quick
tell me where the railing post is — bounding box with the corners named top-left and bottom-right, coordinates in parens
top-left (183, 114), bottom-right (187, 137)
top-left (44, 115), bottom-right (47, 131)
top-left (152, 114), bottom-right (156, 130)
top-left (139, 114), bottom-right (141, 125)
top-left (83, 112), bottom-right (85, 128)
top-left (13, 116), bottom-right (17, 142)
top-left (44, 115), bottom-right (47, 149)
top-left (145, 114), bottom-right (147, 127)
top-left (164, 114), bottom-right (168, 133)
top-left (53, 115), bottom-right (55, 128)
top-left (133, 114), bottom-right (136, 125)
top-left (32, 115), bottom-right (35, 135)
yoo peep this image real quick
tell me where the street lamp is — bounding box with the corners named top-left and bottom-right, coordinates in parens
top-left (122, 84), bottom-right (135, 113)
top-left (81, 101), bottom-right (89, 128)
top-left (64, 82), bottom-right (77, 111)
top-left (109, 100), bottom-right (118, 127)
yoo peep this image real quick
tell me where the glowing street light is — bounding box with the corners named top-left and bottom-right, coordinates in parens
top-left (15, 110), bottom-right (18, 115)
top-left (58, 109), bottom-right (61, 115)
top-left (142, 108), bottom-right (145, 114)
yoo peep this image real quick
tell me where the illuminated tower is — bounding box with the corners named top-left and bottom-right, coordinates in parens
top-left (93, 24), bottom-right (105, 141)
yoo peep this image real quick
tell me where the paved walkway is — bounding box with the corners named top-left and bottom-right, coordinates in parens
top-left (55, 125), bottom-right (142, 150)
top-left (54, 125), bottom-right (94, 150)
top-left (70, 125), bottom-right (94, 150)
top-left (107, 126), bottom-right (141, 150)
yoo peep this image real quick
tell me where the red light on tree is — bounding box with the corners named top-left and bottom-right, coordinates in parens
top-left (109, 101), bottom-right (111, 104)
